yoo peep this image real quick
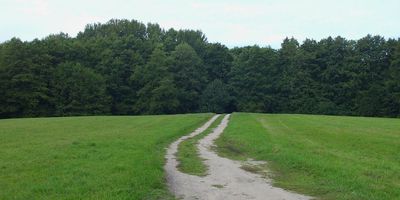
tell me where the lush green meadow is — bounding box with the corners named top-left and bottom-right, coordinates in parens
top-left (0, 114), bottom-right (212, 200)
top-left (216, 113), bottom-right (400, 200)
top-left (177, 114), bottom-right (224, 176)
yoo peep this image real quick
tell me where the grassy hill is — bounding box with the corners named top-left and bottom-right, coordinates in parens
top-left (0, 114), bottom-right (212, 200)
top-left (2, 113), bottom-right (399, 200)
top-left (216, 113), bottom-right (400, 200)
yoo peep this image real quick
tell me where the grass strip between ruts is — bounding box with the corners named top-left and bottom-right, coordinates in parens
top-left (176, 114), bottom-right (225, 176)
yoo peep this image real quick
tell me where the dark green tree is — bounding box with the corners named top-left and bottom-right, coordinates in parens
top-left (131, 46), bottom-right (179, 114)
top-left (229, 46), bottom-right (278, 112)
top-left (384, 42), bottom-right (400, 116)
top-left (0, 38), bottom-right (52, 117)
top-left (203, 43), bottom-right (233, 82)
top-left (171, 43), bottom-right (207, 113)
top-left (53, 62), bottom-right (110, 115)
top-left (1, 18), bottom-right (399, 118)
top-left (200, 79), bottom-right (231, 113)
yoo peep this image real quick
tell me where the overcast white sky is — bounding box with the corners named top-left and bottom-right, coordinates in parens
top-left (0, 0), bottom-right (399, 48)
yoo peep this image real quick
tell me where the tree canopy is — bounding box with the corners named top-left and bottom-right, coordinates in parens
top-left (0, 19), bottom-right (399, 118)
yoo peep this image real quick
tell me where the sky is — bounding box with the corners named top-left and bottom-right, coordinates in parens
top-left (0, 0), bottom-right (399, 48)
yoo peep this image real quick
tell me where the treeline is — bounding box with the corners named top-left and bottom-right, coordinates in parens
top-left (0, 19), bottom-right (399, 118)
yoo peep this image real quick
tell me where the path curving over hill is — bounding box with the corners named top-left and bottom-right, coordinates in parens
top-left (165, 114), bottom-right (311, 200)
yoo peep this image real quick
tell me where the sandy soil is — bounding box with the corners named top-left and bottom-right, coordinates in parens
top-left (165, 114), bottom-right (311, 200)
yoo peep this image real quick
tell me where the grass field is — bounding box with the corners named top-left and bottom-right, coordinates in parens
top-left (0, 114), bottom-right (212, 200)
top-left (176, 114), bottom-right (224, 176)
top-left (216, 113), bottom-right (400, 200)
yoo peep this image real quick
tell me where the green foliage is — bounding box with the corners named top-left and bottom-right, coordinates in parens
top-left (229, 46), bottom-right (278, 112)
top-left (53, 62), bottom-right (110, 115)
top-left (203, 43), bottom-right (233, 81)
top-left (200, 79), bottom-right (231, 113)
top-left (132, 46), bottom-right (179, 114)
top-left (384, 42), bottom-right (400, 116)
top-left (216, 113), bottom-right (400, 200)
top-left (0, 38), bottom-right (52, 117)
top-left (0, 19), bottom-right (400, 118)
top-left (0, 113), bottom-right (212, 199)
top-left (171, 43), bottom-right (207, 113)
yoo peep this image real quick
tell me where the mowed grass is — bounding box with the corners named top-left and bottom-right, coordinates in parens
top-left (176, 114), bottom-right (224, 176)
top-left (216, 113), bottom-right (400, 200)
top-left (0, 114), bottom-right (212, 200)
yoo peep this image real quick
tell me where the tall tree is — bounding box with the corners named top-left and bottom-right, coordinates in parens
top-left (200, 79), bottom-right (231, 113)
top-left (0, 18), bottom-right (399, 118)
top-left (229, 46), bottom-right (278, 112)
top-left (171, 43), bottom-right (207, 113)
top-left (0, 38), bottom-right (52, 117)
top-left (203, 43), bottom-right (233, 82)
top-left (53, 62), bottom-right (110, 115)
top-left (131, 46), bottom-right (179, 114)
top-left (354, 35), bottom-right (390, 116)
top-left (383, 41), bottom-right (400, 116)
top-left (276, 37), bottom-right (301, 112)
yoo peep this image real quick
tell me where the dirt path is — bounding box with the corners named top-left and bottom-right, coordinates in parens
top-left (165, 114), bottom-right (311, 200)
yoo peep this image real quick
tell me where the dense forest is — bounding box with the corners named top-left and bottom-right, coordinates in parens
top-left (1, 19), bottom-right (399, 118)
